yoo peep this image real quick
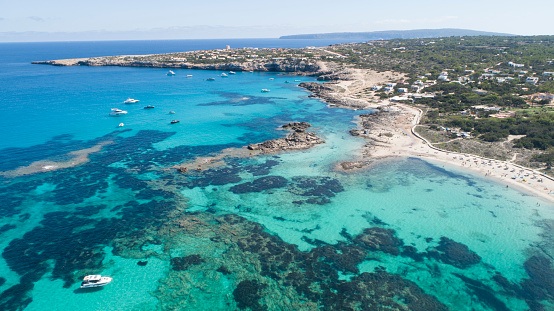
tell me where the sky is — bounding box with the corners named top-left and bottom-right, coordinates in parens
top-left (1, 0), bottom-right (553, 42)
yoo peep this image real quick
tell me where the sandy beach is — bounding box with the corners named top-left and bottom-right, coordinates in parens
top-left (348, 101), bottom-right (554, 204)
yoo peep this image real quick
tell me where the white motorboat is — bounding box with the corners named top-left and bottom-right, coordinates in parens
top-left (124, 98), bottom-right (139, 104)
top-left (221, 73), bottom-right (228, 77)
top-left (110, 108), bottom-right (128, 116)
top-left (80, 275), bottom-right (112, 288)
top-left (167, 70), bottom-right (176, 76)
top-left (261, 89), bottom-right (270, 92)
top-left (229, 71), bottom-right (236, 75)
top-left (186, 75), bottom-right (193, 78)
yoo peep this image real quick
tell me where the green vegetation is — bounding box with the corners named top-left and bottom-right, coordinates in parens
top-left (329, 35), bottom-right (554, 76)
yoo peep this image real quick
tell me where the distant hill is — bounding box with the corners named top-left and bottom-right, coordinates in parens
top-left (280, 28), bottom-right (514, 40)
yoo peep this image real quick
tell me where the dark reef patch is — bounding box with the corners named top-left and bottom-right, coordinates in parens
top-left (137, 261), bottom-right (148, 266)
top-left (401, 245), bottom-right (426, 262)
top-left (74, 205), bottom-right (106, 217)
top-left (113, 174), bottom-right (148, 191)
top-left (0, 194), bottom-right (24, 218)
top-left (185, 166), bottom-right (242, 188)
top-left (521, 256), bottom-right (554, 301)
top-left (233, 280), bottom-right (268, 311)
top-left (287, 176), bottom-right (344, 205)
top-left (454, 273), bottom-right (510, 311)
top-left (354, 227), bottom-right (403, 255)
top-left (171, 255), bottom-right (205, 271)
top-left (216, 266), bottom-right (232, 275)
top-left (243, 160), bottom-right (280, 176)
top-left (229, 176), bottom-right (288, 194)
top-left (430, 237), bottom-right (481, 269)
top-left (0, 224), bottom-right (17, 235)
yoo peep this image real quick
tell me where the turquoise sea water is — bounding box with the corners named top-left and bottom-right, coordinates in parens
top-left (1, 40), bottom-right (554, 310)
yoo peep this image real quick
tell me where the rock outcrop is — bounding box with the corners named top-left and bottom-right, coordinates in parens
top-left (247, 122), bottom-right (324, 153)
top-left (282, 121), bottom-right (311, 132)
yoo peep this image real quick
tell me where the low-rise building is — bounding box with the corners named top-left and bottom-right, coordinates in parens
top-left (526, 77), bottom-right (539, 84)
top-left (508, 61), bottom-right (524, 68)
top-left (471, 105), bottom-right (501, 111)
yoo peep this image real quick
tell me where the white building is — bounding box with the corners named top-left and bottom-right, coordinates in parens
top-left (526, 77), bottom-right (539, 84)
top-left (508, 61), bottom-right (524, 68)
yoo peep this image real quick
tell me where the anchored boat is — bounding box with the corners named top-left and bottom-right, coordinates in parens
top-left (124, 98), bottom-right (139, 104)
top-left (109, 108), bottom-right (127, 116)
top-left (80, 275), bottom-right (112, 289)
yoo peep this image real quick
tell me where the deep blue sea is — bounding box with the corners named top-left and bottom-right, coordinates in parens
top-left (1, 39), bottom-right (554, 311)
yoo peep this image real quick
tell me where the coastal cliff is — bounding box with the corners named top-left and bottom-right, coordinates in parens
top-left (32, 58), bottom-right (322, 73)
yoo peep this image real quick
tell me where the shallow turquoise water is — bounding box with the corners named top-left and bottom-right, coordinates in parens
top-left (1, 41), bottom-right (554, 310)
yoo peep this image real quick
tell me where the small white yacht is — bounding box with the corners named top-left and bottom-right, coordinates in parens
top-left (167, 70), bottom-right (176, 76)
top-left (80, 275), bottom-right (112, 288)
top-left (221, 73), bottom-right (228, 77)
top-left (110, 108), bottom-right (128, 116)
top-left (124, 98), bottom-right (139, 104)
top-left (261, 89), bottom-right (270, 92)
top-left (186, 75), bottom-right (193, 78)
top-left (229, 71), bottom-right (236, 75)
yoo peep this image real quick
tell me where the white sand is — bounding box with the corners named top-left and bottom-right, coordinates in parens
top-left (359, 103), bottom-right (554, 203)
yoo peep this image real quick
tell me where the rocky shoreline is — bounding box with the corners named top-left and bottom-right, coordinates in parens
top-left (32, 58), bottom-right (323, 73)
top-left (299, 82), bottom-right (370, 110)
